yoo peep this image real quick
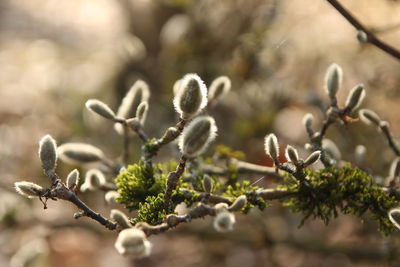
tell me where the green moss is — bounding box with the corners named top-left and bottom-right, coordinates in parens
top-left (224, 180), bottom-right (267, 213)
top-left (282, 165), bottom-right (398, 235)
top-left (135, 194), bottom-right (172, 225)
top-left (115, 161), bottom-right (166, 210)
top-left (215, 145), bottom-right (245, 160)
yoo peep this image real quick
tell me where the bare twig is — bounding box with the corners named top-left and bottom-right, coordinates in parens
top-left (326, 0), bottom-right (400, 61)
top-left (164, 155), bottom-right (187, 208)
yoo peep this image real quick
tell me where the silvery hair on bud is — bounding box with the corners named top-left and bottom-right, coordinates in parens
top-left (213, 210), bottom-right (236, 233)
top-left (58, 143), bottom-right (104, 165)
top-left (304, 151), bottom-right (321, 166)
top-left (179, 116), bottom-right (217, 157)
top-left (208, 76), bottom-right (231, 101)
top-left (302, 113), bottom-right (314, 129)
top-left (202, 175), bottom-right (214, 194)
top-left (15, 181), bottom-right (44, 198)
top-left (115, 228), bottom-right (152, 257)
top-left (38, 134), bottom-right (57, 173)
top-left (85, 99), bottom-right (116, 120)
top-left (105, 191), bottom-right (119, 204)
top-left (228, 195), bottom-right (247, 212)
top-left (285, 145), bottom-right (299, 164)
top-left (389, 208), bottom-right (400, 230)
top-left (81, 169), bottom-right (106, 192)
top-left (322, 138), bottom-right (341, 161)
top-left (173, 73), bottom-right (208, 119)
top-left (359, 109), bottom-right (381, 126)
top-left (114, 80), bottom-right (150, 134)
top-left (110, 209), bottom-right (132, 229)
top-left (324, 63), bottom-right (343, 99)
top-left (264, 133), bottom-right (279, 161)
top-left (136, 101), bottom-right (149, 125)
top-left (66, 169), bottom-right (80, 189)
top-left (345, 84), bottom-right (365, 111)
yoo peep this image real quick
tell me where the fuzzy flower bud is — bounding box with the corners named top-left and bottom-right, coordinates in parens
top-left (390, 158), bottom-right (400, 178)
top-left (110, 209), bottom-right (132, 229)
top-left (14, 181), bottom-right (45, 198)
top-left (114, 80), bottom-right (150, 134)
top-left (58, 143), bottom-right (104, 165)
top-left (179, 116), bottom-right (217, 157)
top-left (302, 113), bottom-right (314, 129)
top-left (66, 169), bottom-right (79, 190)
top-left (324, 63), bottom-right (343, 99)
top-left (389, 208), bottom-right (400, 230)
top-left (38, 134), bottom-right (57, 173)
top-left (264, 134), bottom-right (279, 161)
top-left (173, 73), bottom-right (207, 119)
top-left (322, 139), bottom-right (341, 160)
top-left (357, 30), bottom-right (368, 43)
top-left (228, 195), bottom-right (247, 212)
top-left (304, 151), bottom-right (321, 166)
top-left (208, 76), bottom-right (231, 101)
top-left (202, 175), bottom-right (214, 194)
top-left (359, 109), bottom-right (381, 126)
top-left (136, 101), bottom-right (148, 125)
top-left (213, 203), bottom-right (236, 233)
top-left (105, 191), bottom-right (119, 204)
top-left (354, 145), bottom-right (367, 165)
top-left (85, 99), bottom-right (116, 120)
top-left (285, 145), bottom-right (299, 164)
top-left (80, 169), bottom-right (106, 192)
top-left (115, 228), bottom-right (152, 257)
top-left (345, 84), bottom-right (365, 111)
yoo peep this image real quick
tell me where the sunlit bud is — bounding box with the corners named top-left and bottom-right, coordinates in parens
top-left (111, 209), bottom-right (132, 229)
top-left (324, 63), bottom-right (343, 99)
top-left (354, 145), bottom-right (367, 165)
top-left (322, 139), bottom-right (341, 160)
top-left (58, 143), bottom-right (104, 165)
top-left (115, 80), bottom-right (150, 134)
top-left (179, 116), bottom-right (217, 157)
top-left (304, 151), bottom-right (321, 166)
top-left (357, 30), bottom-right (368, 43)
top-left (66, 169), bottom-right (79, 190)
top-left (173, 73), bottom-right (208, 119)
top-left (105, 191), bottom-right (119, 204)
top-left (285, 145), bottom-right (299, 164)
top-left (390, 158), bottom-right (400, 178)
top-left (214, 202), bottom-right (229, 213)
top-left (85, 99), bottom-right (116, 120)
top-left (264, 134), bottom-right (279, 161)
top-left (208, 76), bottom-right (231, 101)
top-left (345, 84), bottom-right (365, 111)
top-left (126, 118), bottom-right (141, 131)
top-left (359, 109), bottom-right (381, 126)
top-left (228, 195), bottom-right (247, 212)
top-left (160, 127), bottom-right (179, 144)
top-left (14, 181), bottom-right (45, 198)
top-left (213, 211), bottom-right (235, 233)
top-left (115, 228), bottom-right (152, 257)
top-left (304, 143), bottom-right (312, 150)
top-left (136, 101), bottom-right (148, 125)
top-left (38, 135), bottom-right (57, 173)
top-left (202, 175), bottom-right (214, 194)
top-left (173, 79), bottom-right (182, 96)
top-left (389, 208), bottom-right (400, 230)
top-left (302, 113), bottom-right (314, 129)
top-left (81, 169), bottom-right (106, 192)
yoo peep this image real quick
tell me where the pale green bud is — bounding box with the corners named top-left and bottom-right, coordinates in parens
top-left (228, 195), bottom-right (247, 212)
top-left (38, 134), bottom-right (57, 173)
top-left (208, 76), bottom-right (231, 101)
top-left (202, 175), bottom-right (214, 194)
top-left (66, 169), bottom-right (79, 190)
top-left (285, 145), bottom-right (299, 164)
top-left (115, 228), bottom-right (152, 257)
top-left (173, 73), bottom-right (208, 119)
top-left (179, 116), bottom-right (218, 157)
top-left (58, 143), bottom-right (104, 165)
top-left (110, 209), bottom-right (132, 229)
top-left (264, 134), bottom-right (279, 161)
top-left (85, 99), bottom-right (116, 120)
top-left (345, 84), bottom-right (365, 111)
top-left (303, 151), bottom-right (321, 166)
top-left (324, 63), bottom-right (343, 99)
top-left (359, 109), bottom-right (381, 126)
top-left (14, 181), bottom-right (45, 198)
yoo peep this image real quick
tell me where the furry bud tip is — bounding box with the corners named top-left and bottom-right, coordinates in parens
top-left (264, 134), bottom-right (279, 161)
top-left (304, 151), bottom-right (321, 166)
top-left (359, 109), bottom-right (381, 126)
top-left (15, 181), bottom-right (45, 198)
top-left (213, 211), bottom-right (236, 232)
top-left (58, 143), bottom-right (104, 165)
top-left (389, 208), bottom-right (400, 230)
top-left (285, 145), bottom-right (299, 164)
top-left (66, 169), bottom-right (80, 190)
top-left (228, 195), bottom-right (247, 212)
top-left (208, 76), bottom-right (231, 101)
top-left (136, 101), bottom-right (149, 125)
top-left (38, 134), bottom-right (58, 173)
top-left (115, 228), bottom-right (152, 257)
top-left (173, 73), bottom-right (207, 119)
top-left (110, 209), bottom-right (132, 229)
top-left (85, 99), bottom-right (116, 120)
top-left (345, 84), bottom-right (365, 111)
top-left (105, 191), bottom-right (119, 204)
top-left (179, 116), bottom-right (217, 157)
top-left (80, 169), bottom-right (106, 192)
top-left (324, 63), bottom-right (343, 99)
top-left (202, 175), bottom-right (214, 194)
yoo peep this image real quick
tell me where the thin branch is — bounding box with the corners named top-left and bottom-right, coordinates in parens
top-left (164, 155), bottom-right (187, 208)
top-left (380, 122), bottom-right (400, 156)
top-left (326, 0), bottom-right (400, 61)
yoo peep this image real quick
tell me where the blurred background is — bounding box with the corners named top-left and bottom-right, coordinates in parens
top-left (1, 0), bottom-right (400, 266)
